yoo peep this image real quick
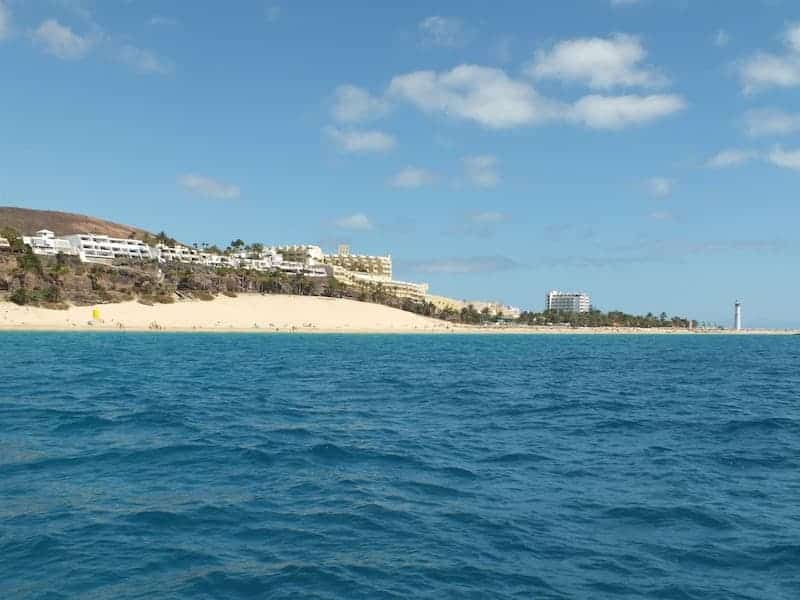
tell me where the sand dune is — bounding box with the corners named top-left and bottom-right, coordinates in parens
top-left (0, 295), bottom-right (452, 333)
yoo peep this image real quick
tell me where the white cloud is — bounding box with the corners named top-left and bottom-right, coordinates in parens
top-left (389, 167), bottom-right (436, 189)
top-left (388, 65), bottom-right (559, 129)
top-left (32, 19), bottom-right (93, 60)
top-left (0, 1), bottom-right (11, 41)
top-left (332, 85), bottom-right (389, 123)
top-left (464, 155), bottom-right (500, 188)
top-left (739, 52), bottom-right (800, 93)
top-left (177, 174), bottom-right (240, 199)
top-left (744, 108), bottom-right (800, 137)
top-left (418, 16), bottom-right (467, 48)
top-left (767, 147), bottom-right (800, 171)
top-left (324, 126), bottom-right (396, 153)
top-left (647, 177), bottom-right (673, 198)
top-left (785, 23), bottom-right (800, 53)
top-left (384, 63), bottom-right (684, 131)
top-left (705, 149), bottom-right (758, 168)
top-left (334, 213), bottom-right (373, 231)
top-left (119, 44), bottom-right (172, 75)
top-left (527, 34), bottom-right (666, 89)
top-left (715, 29), bottom-right (730, 47)
top-left (570, 94), bottom-right (686, 129)
top-left (739, 24), bottom-right (800, 93)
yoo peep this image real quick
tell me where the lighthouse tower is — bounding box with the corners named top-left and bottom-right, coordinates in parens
top-left (734, 301), bottom-right (742, 331)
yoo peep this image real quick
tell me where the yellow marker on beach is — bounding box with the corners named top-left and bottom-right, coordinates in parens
top-left (92, 308), bottom-right (101, 321)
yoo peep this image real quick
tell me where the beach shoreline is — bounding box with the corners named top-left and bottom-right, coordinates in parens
top-left (0, 295), bottom-right (795, 335)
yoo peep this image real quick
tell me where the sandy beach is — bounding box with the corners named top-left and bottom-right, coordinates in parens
top-left (0, 295), bottom-right (795, 334)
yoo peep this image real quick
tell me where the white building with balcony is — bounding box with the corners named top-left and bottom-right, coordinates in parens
top-left (329, 265), bottom-right (428, 302)
top-left (323, 244), bottom-right (393, 280)
top-left (544, 290), bottom-right (591, 313)
top-left (275, 245), bottom-right (324, 265)
top-left (155, 244), bottom-right (203, 264)
top-left (64, 234), bottom-right (153, 262)
top-left (23, 230), bottom-right (78, 256)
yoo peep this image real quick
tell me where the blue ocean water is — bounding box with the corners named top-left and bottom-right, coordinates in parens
top-left (1, 333), bottom-right (799, 599)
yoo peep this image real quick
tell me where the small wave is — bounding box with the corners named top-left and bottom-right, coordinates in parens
top-left (238, 447), bottom-right (276, 466)
top-left (2, 534), bottom-right (64, 562)
top-left (53, 415), bottom-right (117, 433)
top-left (719, 417), bottom-right (800, 435)
top-left (399, 479), bottom-right (474, 499)
top-left (481, 452), bottom-right (550, 464)
top-left (753, 543), bottom-right (800, 568)
top-left (271, 426), bottom-right (313, 437)
top-left (234, 526), bottom-right (327, 545)
top-left (435, 465), bottom-right (478, 479)
top-left (309, 442), bottom-right (353, 461)
top-left (186, 570), bottom-right (272, 598)
top-left (644, 583), bottom-right (703, 600)
top-left (603, 505), bottom-right (732, 530)
top-left (307, 443), bottom-right (427, 471)
top-left (124, 510), bottom-right (195, 530)
top-left (714, 451), bottom-right (795, 469)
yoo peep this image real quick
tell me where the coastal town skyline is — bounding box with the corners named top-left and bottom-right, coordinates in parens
top-left (1, 2), bottom-right (799, 326)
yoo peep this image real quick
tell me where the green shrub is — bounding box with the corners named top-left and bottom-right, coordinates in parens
top-left (9, 288), bottom-right (29, 305)
top-left (16, 251), bottom-right (42, 274)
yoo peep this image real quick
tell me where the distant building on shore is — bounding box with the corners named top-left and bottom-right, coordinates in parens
top-left (22, 230), bottom-right (78, 257)
top-left (64, 234), bottom-right (153, 261)
top-left (426, 295), bottom-right (521, 319)
top-left (324, 244), bottom-right (393, 280)
top-left (323, 245), bottom-right (426, 302)
top-left (545, 290), bottom-right (591, 313)
top-left (734, 301), bottom-right (742, 331)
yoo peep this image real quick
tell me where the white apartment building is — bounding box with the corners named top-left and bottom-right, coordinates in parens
top-left (23, 230), bottom-right (78, 257)
top-left (202, 253), bottom-right (237, 268)
top-left (64, 234), bottom-right (153, 262)
top-left (0, 236), bottom-right (10, 250)
top-left (330, 266), bottom-right (428, 302)
top-left (324, 245), bottom-right (393, 280)
top-left (470, 301), bottom-right (522, 320)
top-left (152, 243), bottom-right (327, 276)
top-left (276, 260), bottom-right (329, 278)
top-left (276, 245), bottom-right (324, 265)
top-left (544, 290), bottom-right (591, 313)
top-left (156, 243), bottom-right (203, 264)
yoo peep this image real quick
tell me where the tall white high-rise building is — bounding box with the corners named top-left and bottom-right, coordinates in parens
top-left (544, 290), bottom-right (591, 313)
top-left (734, 301), bottom-right (742, 331)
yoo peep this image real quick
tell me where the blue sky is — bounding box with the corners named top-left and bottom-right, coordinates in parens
top-left (1, 1), bottom-right (799, 326)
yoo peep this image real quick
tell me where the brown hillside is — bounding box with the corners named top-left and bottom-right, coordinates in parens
top-left (0, 207), bottom-right (150, 238)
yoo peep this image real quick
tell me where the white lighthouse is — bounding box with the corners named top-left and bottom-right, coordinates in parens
top-left (734, 301), bottom-right (742, 331)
